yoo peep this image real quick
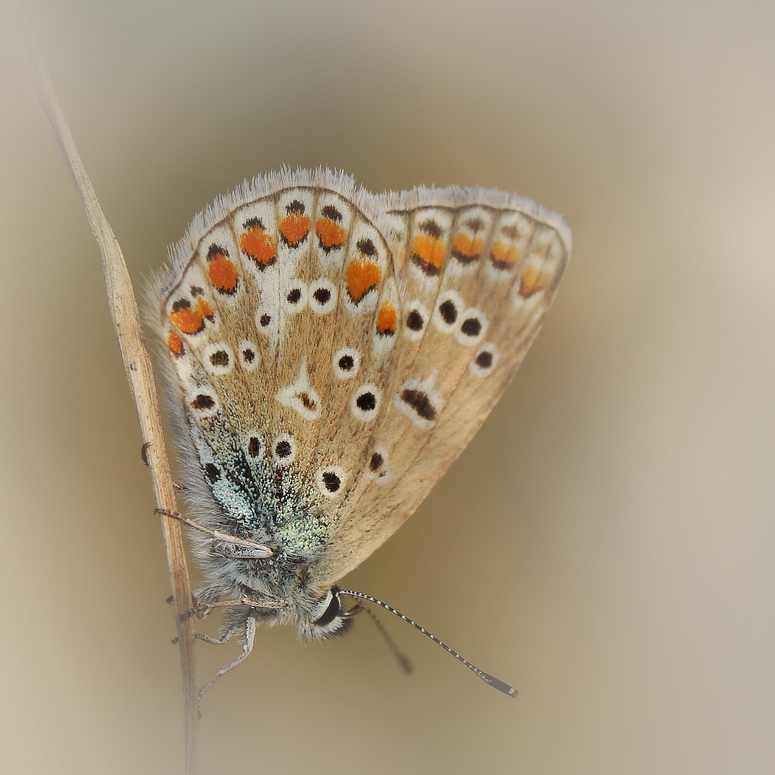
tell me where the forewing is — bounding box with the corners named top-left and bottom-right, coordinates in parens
top-left (158, 171), bottom-right (403, 559)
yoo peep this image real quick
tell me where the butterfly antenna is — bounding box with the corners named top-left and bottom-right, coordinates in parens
top-left (340, 589), bottom-right (517, 698)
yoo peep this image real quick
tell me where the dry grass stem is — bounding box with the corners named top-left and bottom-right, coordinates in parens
top-left (15, 32), bottom-right (200, 775)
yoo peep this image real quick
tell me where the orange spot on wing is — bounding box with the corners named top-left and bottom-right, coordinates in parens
top-left (197, 298), bottom-right (213, 318)
top-left (346, 260), bottom-right (381, 302)
top-left (168, 331), bottom-right (184, 356)
top-left (315, 217), bottom-right (346, 248)
top-left (451, 233), bottom-right (483, 262)
top-left (279, 213), bottom-right (311, 247)
top-left (170, 306), bottom-right (201, 334)
top-left (169, 297), bottom-right (214, 335)
top-left (208, 252), bottom-right (239, 293)
top-left (490, 240), bottom-right (519, 268)
top-left (240, 225), bottom-right (277, 266)
top-left (377, 301), bottom-right (397, 335)
top-left (520, 266), bottom-right (550, 297)
top-left (412, 234), bottom-right (446, 272)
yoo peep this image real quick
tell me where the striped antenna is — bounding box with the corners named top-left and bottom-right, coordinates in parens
top-left (340, 589), bottom-right (517, 698)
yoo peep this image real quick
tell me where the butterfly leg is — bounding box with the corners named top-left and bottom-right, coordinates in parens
top-left (170, 598), bottom-right (244, 643)
top-left (191, 587), bottom-right (287, 620)
top-left (197, 615), bottom-right (256, 714)
top-left (194, 617), bottom-right (244, 646)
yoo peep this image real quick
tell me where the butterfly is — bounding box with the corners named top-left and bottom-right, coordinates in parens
top-left (153, 168), bottom-right (570, 699)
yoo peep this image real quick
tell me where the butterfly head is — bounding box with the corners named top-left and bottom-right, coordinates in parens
top-left (295, 586), bottom-right (358, 641)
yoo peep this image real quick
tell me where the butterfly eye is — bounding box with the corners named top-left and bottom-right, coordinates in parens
top-left (312, 590), bottom-right (341, 627)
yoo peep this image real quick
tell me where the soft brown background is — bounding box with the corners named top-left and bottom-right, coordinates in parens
top-left (2, 1), bottom-right (774, 773)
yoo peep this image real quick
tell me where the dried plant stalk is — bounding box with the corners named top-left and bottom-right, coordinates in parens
top-left (15, 34), bottom-right (199, 775)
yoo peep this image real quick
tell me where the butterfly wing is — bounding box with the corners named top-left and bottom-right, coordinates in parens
top-left (320, 186), bottom-right (570, 582)
top-left (157, 171), bottom-right (406, 574)
top-left (156, 170), bottom-right (569, 599)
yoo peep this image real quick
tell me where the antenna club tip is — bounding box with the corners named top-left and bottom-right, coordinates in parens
top-left (482, 672), bottom-right (518, 697)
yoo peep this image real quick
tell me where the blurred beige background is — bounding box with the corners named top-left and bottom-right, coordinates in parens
top-left (2, 1), bottom-right (774, 773)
